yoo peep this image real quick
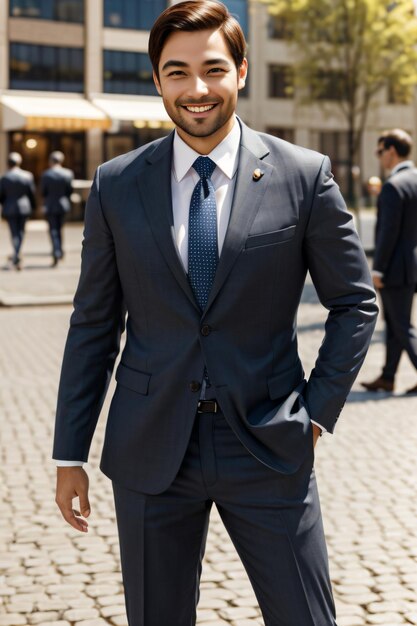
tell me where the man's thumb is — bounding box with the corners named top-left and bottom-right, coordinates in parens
top-left (80, 497), bottom-right (91, 517)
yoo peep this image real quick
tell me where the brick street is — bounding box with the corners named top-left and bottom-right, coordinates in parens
top-left (1, 221), bottom-right (417, 626)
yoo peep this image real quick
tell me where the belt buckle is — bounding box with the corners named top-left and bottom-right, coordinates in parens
top-left (197, 400), bottom-right (218, 414)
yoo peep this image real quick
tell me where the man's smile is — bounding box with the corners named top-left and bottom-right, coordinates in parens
top-left (183, 104), bottom-right (217, 113)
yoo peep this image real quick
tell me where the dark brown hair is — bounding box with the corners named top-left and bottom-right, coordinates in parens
top-left (378, 128), bottom-right (413, 158)
top-left (149, 0), bottom-right (247, 79)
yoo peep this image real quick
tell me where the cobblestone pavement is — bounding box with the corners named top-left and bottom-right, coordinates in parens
top-left (1, 223), bottom-right (417, 626)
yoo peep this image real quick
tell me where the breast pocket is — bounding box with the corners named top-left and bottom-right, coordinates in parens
top-left (245, 225), bottom-right (296, 250)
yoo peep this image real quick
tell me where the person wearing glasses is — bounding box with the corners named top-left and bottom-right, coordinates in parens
top-left (362, 129), bottom-right (417, 393)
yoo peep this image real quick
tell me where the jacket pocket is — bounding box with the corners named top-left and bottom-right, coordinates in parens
top-left (267, 360), bottom-right (304, 400)
top-left (245, 225), bottom-right (296, 250)
top-left (115, 363), bottom-right (151, 395)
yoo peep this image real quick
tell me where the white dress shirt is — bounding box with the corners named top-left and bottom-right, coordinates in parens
top-left (55, 118), bottom-right (323, 467)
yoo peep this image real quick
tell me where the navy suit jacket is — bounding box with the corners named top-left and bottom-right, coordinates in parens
top-left (373, 162), bottom-right (417, 286)
top-left (41, 166), bottom-right (74, 215)
top-left (0, 168), bottom-right (36, 217)
top-left (53, 122), bottom-right (378, 494)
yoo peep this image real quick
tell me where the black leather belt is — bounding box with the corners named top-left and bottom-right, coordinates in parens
top-left (197, 400), bottom-right (218, 414)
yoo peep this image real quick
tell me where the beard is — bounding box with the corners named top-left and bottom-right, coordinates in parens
top-left (162, 95), bottom-right (236, 139)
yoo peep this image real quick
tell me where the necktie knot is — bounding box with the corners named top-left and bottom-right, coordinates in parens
top-left (193, 156), bottom-right (216, 180)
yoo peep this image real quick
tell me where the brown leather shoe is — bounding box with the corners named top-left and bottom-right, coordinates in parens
top-left (361, 376), bottom-right (394, 392)
top-left (406, 383), bottom-right (417, 394)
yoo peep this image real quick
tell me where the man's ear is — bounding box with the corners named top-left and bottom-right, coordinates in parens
top-left (238, 58), bottom-right (248, 91)
top-left (153, 71), bottom-right (162, 95)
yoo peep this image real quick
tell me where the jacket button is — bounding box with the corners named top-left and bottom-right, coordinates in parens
top-left (201, 324), bottom-right (211, 336)
top-left (190, 381), bottom-right (201, 392)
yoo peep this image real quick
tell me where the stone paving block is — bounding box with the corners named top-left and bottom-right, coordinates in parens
top-left (35, 602), bottom-right (64, 613)
top-left (62, 610), bottom-right (99, 622)
top-left (0, 588), bottom-right (16, 597)
top-left (73, 620), bottom-right (109, 626)
top-left (365, 613), bottom-right (406, 624)
top-left (0, 615), bottom-right (28, 626)
top-left (197, 598), bottom-right (228, 610)
top-left (337, 615), bottom-right (367, 626)
top-left (35, 622), bottom-right (69, 626)
top-left (108, 616), bottom-right (128, 626)
top-left (94, 596), bottom-right (125, 608)
top-left (219, 607), bottom-right (259, 620)
top-left (85, 584), bottom-right (120, 598)
top-left (13, 597), bottom-right (48, 605)
top-left (196, 609), bottom-right (219, 621)
top-left (5, 604), bottom-right (33, 615)
top-left (99, 606), bottom-right (125, 618)
top-left (367, 601), bottom-right (408, 613)
top-left (28, 614), bottom-right (60, 625)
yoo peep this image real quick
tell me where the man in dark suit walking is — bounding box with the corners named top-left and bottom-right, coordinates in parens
top-left (0, 152), bottom-right (36, 270)
top-left (362, 129), bottom-right (417, 394)
top-left (53, 2), bottom-right (378, 624)
top-left (41, 151), bottom-right (74, 267)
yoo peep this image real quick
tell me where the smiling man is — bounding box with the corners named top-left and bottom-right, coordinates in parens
top-left (53, 2), bottom-right (377, 625)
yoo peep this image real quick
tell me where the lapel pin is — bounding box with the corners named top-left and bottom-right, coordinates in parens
top-left (252, 168), bottom-right (264, 181)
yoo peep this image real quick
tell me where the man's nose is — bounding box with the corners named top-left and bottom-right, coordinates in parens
top-left (187, 76), bottom-right (210, 98)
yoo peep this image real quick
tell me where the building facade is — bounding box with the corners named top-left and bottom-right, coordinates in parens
top-left (0, 0), bottom-right (416, 214)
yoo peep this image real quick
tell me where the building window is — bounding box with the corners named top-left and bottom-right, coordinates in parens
top-left (387, 80), bottom-right (412, 105)
top-left (315, 71), bottom-right (346, 101)
top-left (103, 50), bottom-right (157, 96)
top-left (224, 0), bottom-right (248, 38)
top-left (104, 0), bottom-right (166, 30)
top-left (267, 15), bottom-right (291, 39)
top-left (268, 65), bottom-right (294, 98)
top-left (319, 131), bottom-right (349, 195)
top-left (10, 0), bottom-right (84, 23)
top-left (265, 127), bottom-right (295, 143)
top-left (104, 128), bottom-right (170, 162)
top-left (10, 43), bottom-right (84, 92)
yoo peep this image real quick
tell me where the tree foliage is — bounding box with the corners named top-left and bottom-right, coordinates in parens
top-left (260, 0), bottom-right (417, 200)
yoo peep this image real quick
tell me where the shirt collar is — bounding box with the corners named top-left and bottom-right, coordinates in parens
top-left (172, 116), bottom-right (241, 182)
top-left (390, 160), bottom-right (414, 175)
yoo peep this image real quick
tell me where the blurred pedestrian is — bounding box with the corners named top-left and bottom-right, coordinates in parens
top-left (41, 151), bottom-right (74, 267)
top-left (0, 152), bottom-right (36, 270)
top-left (362, 129), bottom-right (417, 393)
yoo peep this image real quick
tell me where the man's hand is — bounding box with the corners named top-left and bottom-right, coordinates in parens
top-left (373, 274), bottom-right (384, 290)
top-left (55, 467), bottom-right (90, 533)
top-left (312, 424), bottom-right (321, 448)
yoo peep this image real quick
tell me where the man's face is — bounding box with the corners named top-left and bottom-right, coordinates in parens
top-left (376, 141), bottom-right (395, 171)
top-left (154, 28), bottom-right (247, 152)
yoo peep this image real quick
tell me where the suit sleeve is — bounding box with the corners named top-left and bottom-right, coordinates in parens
top-left (373, 183), bottom-right (403, 274)
top-left (27, 174), bottom-right (36, 210)
top-left (52, 168), bottom-right (126, 461)
top-left (303, 156), bottom-right (378, 433)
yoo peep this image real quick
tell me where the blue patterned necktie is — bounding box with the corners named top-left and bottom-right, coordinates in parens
top-left (188, 156), bottom-right (218, 311)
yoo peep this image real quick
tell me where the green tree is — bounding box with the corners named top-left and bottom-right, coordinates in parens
top-left (261, 0), bottom-right (417, 205)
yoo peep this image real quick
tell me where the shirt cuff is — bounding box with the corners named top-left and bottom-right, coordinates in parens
top-left (372, 270), bottom-right (384, 278)
top-left (55, 460), bottom-right (84, 467)
top-left (311, 420), bottom-right (327, 434)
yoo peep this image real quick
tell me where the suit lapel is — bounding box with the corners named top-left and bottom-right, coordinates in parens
top-left (205, 123), bottom-right (272, 312)
top-left (136, 133), bottom-right (200, 311)
top-left (135, 123), bottom-right (273, 315)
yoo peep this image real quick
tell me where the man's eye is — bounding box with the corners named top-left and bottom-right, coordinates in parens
top-left (167, 71), bottom-right (186, 77)
top-left (208, 68), bottom-right (225, 74)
